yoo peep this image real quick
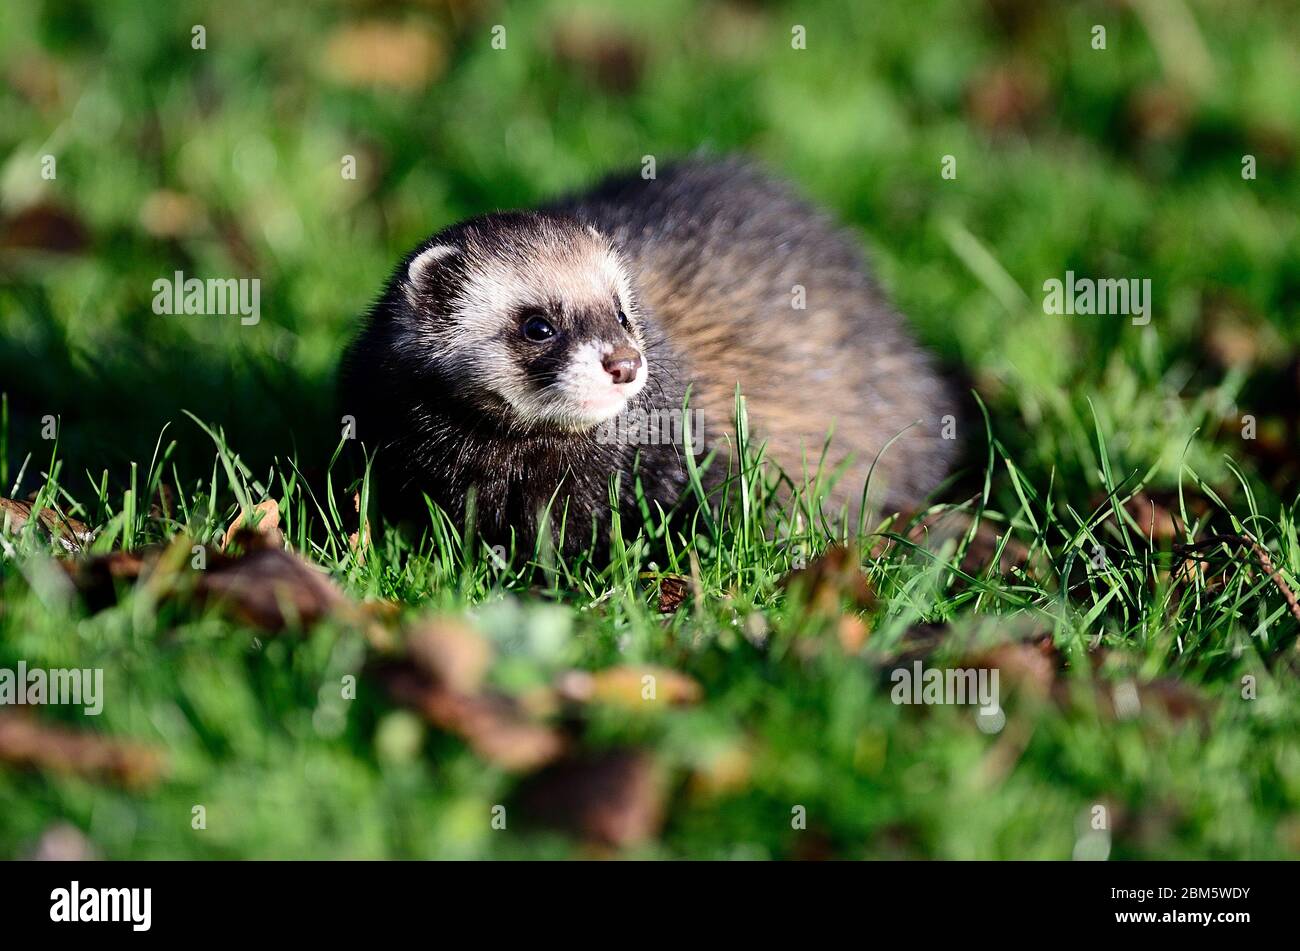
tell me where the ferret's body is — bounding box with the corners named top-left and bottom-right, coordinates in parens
top-left (341, 158), bottom-right (956, 556)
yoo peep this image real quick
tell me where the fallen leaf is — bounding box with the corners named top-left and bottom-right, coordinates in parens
top-left (194, 547), bottom-right (347, 631)
top-left (655, 574), bottom-right (689, 613)
top-left (0, 497), bottom-right (94, 553)
top-left (962, 638), bottom-right (1058, 700)
top-left (880, 622), bottom-right (1210, 729)
top-left (0, 713), bottom-right (166, 789)
top-left (346, 491), bottom-right (371, 565)
top-left (222, 499), bottom-right (283, 551)
top-left (907, 509), bottom-right (1033, 577)
top-left (323, 21), bottom-right (445, 90)
top-left (149, 483), bottom-right (177, 521)
top-left (966, 60), bottom-right (1048, 132)
top-left (551, 13), bottom-right (647, 94)
top-left (837, 614), bottom-right (871, 654)
top-left (356, 600), bottom-right (402, 651)
top-left (1202, 316), bottom-right (1262, 369)
top-left (138, 189), bottom-right (206, 239)
top-left (516, 749), bottom-right (663, 848)
top-left (0, 202), bottom-right (89, 253)
top-left (790, 829), bottom-right (837, 861)
top-left (983, 0), bottom-right (1049, 38)
top-left (1129, 82), bottom-right (1191, 144)
top-left (688, 743), bottom-right (752, 800)
top-left (405, 617), bottom-right (493, 694)
top-left (779, 544), bottom-right (876, 615)
top-left (1122, 491), bottom-right (1182, 542)
top-left (4, 52), bottom-right (71, 111)
top-left (58, 550), bottom-right (148, 611)
top-left (58, 539), bottom-right (384, 639)
top-left (881, 622), bottom-right (951, 667)
top-left (878, 630), bottom-right (1058, 721)
top-left (1245, 122), bottom-right (1297, 167)
top-left (557, 664), bottom-right (702, 709)
top-left (381, 661), bottom-right (566, 772)
top-left (1056, 676), bottom-right (1211, 728)
top-left (1128, 679), bottom-right (1211, 724)
top-left (702, 2), bottom-right (767, 61)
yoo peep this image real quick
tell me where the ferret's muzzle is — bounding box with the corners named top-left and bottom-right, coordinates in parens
top-left (602, 347), bottom-right (642, 384)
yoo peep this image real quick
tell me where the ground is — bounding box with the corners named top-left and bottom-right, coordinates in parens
top-left (1, 0), bottom-right (1298, 859)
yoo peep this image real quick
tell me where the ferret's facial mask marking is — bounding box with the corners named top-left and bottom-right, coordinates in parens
top-left (410, 227), bottom-right (649, 431)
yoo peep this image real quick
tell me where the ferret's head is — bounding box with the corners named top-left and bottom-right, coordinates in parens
top-left (391, 212), bottom-right (649, 432)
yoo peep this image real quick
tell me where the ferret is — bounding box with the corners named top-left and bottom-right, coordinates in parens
top-left (340, 158), bottom-right (957, 558)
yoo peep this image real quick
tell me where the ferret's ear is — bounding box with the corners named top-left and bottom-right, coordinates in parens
top-left (404, 244), bottom-right (458, 302)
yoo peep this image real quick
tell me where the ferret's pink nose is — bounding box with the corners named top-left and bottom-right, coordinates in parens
top-left (603, 348), bottom-right (642, 384)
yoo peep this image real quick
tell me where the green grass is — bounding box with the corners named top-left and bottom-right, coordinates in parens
top-left (1, 0), bottom-right (1299, 859)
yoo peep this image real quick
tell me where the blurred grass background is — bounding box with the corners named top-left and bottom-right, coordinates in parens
top-left (1, 0), bottom-right (1299, 859)
top-left (1, 0), bottom-right (1296, 496)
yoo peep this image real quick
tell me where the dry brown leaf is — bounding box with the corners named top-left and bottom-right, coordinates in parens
top-left (688, 744), bottom-right (752, 800)
top-left (355, 600), bottom-right (401, 652)
top-left (1128, 679), bottom-right (1212, 724)
top-left (655, 574), bottom-right (689, 613)
top-left (779, 544), bottom-right (876, 615)
top-left (194, 547), bottom-right (348, 631)
top-left (405, 617), bottom-right (493, 694)
top-left (966, 60), bottom-right (1048, 132)
top-left (0, 202), bottom-right (89, 253)
top-left (1129, 82), bottom-right (1191, 144)
top-left (58, 549), bottom-right (148, 612)
top-left (382, 662), bottom-right (566, 772)
top-left (57, 538), bottom-right (385, 640)
top-left (550, 13), bottom-right (646, 94)
top-left (962, 638), bottom-right (1058, 700)
top-left (968, 636), bottom-right (1209, 726)
top-left (906, 509), bottom-right (1033, 577)
top-left (138, 189), bottom-right (206, 239)
top-left (984, 0), bottom-right (1049, 37)
top-left (517, 749), bottom-right (663, 848)
top-left (887, 622), bottom-right (951, 666)
top-left (557, 664), bottom-right (702, 709)
top-left (883, 623), bottom-right (1057, 693)
top-left (1084, 489), bottom-right (1194, 545)
top-left (836, 615), bottom-right (871, 654)
top-left (323, 21), bottom-right (445, 90)
top-left (886, 622), bottom-right (1209, 728)
top-left (1203, 317), bottom-right (1262, 369)
top-left (1246, 122), bottom-right (1297, 167)
top-left (4, 52), bottom-right (71, 111)
top-left (0, 497), bottom-right (94, 553)
top-left (1122, 491), bottom-right (1182, 542)
top-left (1056, 676), bottom-right (1211, 727)
top-left (149, 483), bottom-right (177, 521)
top-left (377, 613), bottom-right (565, 771)
top-left (0, 713), bottom-right (166, 789)
top-left (222, 499), bottom-right (283, 551)
top-left (347, 491), bottom-right (371, 565)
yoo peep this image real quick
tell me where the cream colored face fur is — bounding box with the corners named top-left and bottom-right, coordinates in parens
top-left (402, 223), bottom-right (649, 432)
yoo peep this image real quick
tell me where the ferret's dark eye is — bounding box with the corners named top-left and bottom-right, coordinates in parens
top-left (522, 315), bottom-right (556, 342)
top-left (617, 310), bottom-right (630, 330)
